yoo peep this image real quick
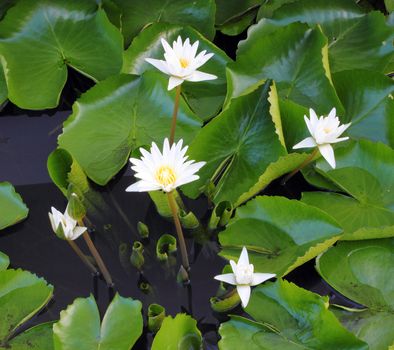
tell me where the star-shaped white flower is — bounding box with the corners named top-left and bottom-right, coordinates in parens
top-left (145, 36), bottom-right (217, 90)
top-left (293, 107), bottom-right (351, 169)
top-left (48, 204), bottom-right (86, 241)
top-left (214, 247), bottom-right (276, 308)
top-left (126, 138), bottom-right (206, 193)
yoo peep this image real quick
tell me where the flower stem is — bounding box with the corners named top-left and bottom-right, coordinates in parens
top-left (281, 148), bottom-right (319, 185)
top-left (167, 190), bottom-right (190, 273)
top-left (67, 239), bottom-right (99, 276)
top-left (169, 85), bottom-right (181, 145)
top-left (79, 220), bottom-right (114, 287)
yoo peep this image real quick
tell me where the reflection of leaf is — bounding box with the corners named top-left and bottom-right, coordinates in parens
top-left (219, 280), bottom-right (368, 349)
top-left (226, 22), bottom-right (343, 114)
top-left (151, 314), bottom-right (201, 350)
top-left (182, 81), bottom-right (286, 204)
top-left (0, 0), bottom-right (123, 109)
top-left (53, 294), bottom-right (143, 350)
top-left (0, 182), bottom-right (28, 230)
top-left (58, 71), bottom-right (201, 185)
top-left (219, 196), bottom-right (342, 276)
top-left (302, 140), bottom-right (394, 240)
top-left (123, 23), bottom-right (231, 120)
top-left (106, 0), bottom-right (215, 45)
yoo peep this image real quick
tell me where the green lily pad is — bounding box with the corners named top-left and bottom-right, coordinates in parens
top-left (182, 80), bottom-right (286, 204)
top-left (332, 69), bottom-right (394, 147)
top-left (302, 140), bottom-right (394, 240)
top-left (219, 280), bottom-right (368, 349)
top-left (0, 63), bottom-right (6, 105)
top-left (219, 196), bottom-right (342, 277)
top-left (151, 314), bottom-right (202, 350)
top-left (0, 252), bottom-right (9, 271)
top-left (58, 71), bottom-right (201, 185)
top-left (106, 0), bottom-right (215, 46)
top-left (0, 323), bottom-right (54, 350)
top-left (122, 23), bottom-right (231, 120)
top-left (0, 0), bottom-right (123, 109)
top-left (332, 307), bottom-right (394, 350)
top-left (0, 182), bottom-right (28, 230)
top-left (0, 269), bottom-right (54, 344)
top-left (317, 239), bottom-right (394, 312)
top-left (53, 294), bottom-right (143, 350)
top-left (255, 0), bottom-right (394, 73)
top-left (226, 22), bottom-right (343, 115)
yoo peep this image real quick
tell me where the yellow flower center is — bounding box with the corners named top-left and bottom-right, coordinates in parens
top-left (155, 165), bottom-right (177, 187)
top-left (323, 127), bottom-right (332, 134)
top-left (179, 58), bottom-right (189, 68)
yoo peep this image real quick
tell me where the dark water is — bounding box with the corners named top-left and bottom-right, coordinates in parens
top-left (0, 111), bottom-right (361, 348)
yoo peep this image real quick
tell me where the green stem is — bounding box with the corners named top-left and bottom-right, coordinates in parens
top-left (79, 220), bottom-right (114, 287)
top-left (67, 239), bottom-right (99, 276)
top-left (167, 191), bottom-right (190, 272)
top-left (169, 85), bottom-right (181, 145)
top-left (281, 148), bottom-right (319, 185)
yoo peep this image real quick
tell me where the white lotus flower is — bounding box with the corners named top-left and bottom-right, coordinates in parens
top-left (126, 138), bottom-right (206, 193)
top-left (145, 36), bottom-right (217, 90)
top-left (48, 204), bottom-right (86, 241)
top-left (293, 107), bottom-right (351, 168)
top-left (214, 247), bottom-right (276, 308)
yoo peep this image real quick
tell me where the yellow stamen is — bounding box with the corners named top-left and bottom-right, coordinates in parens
top-left (324, 127), bottom-right (332, 133)
top-left (155, 165), bottom-right (176, 187)
top-left (179, 58), bottom-right (189, 68)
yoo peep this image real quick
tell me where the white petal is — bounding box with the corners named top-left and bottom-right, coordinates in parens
top-left (186, 70), bottom-right (217, 82)
top-left (327, 107), bottom-right (337, 119)
top-left (168, 76), bottom-right (184, 90)
top-left (145, 58), bottom-right (170, 75)
top-left (214, 273), bottom-right (236, 285)
top-left (251, 273), bottom-right (276, 286)
top-left (318, 144), bottom-right (336, 169)
top-left (125, 181), bottom-right (160, 192)
top-left (229, 260), bottom-right (237, 275)
top-left (238, 247), bottom-right (249, 266)
top-left (293, 137), bottom-right (317, 149)
top-left (330, 136), bottom-right (349, 144)
top-left (48, 212), bottom-right (57, 232)
top-left (70, 226), bottom-right (87, 240)
top-left (161, 37), bottom-right (173, 54)
top-left (304, 115), bottom-right (314, 135)
top-left (237, 285), bottom-right (251, 308)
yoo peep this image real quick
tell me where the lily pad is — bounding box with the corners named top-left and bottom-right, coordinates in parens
top-left (122, 23), bottom-right (231, 120)
top-left (0, 63), bottom-right (6, 105)
top-left (53, 294), bottom-right (143, 350)
top-left (219, 280), bottom-right (367, 349)
top-left (226, 22), bottom-right (343, 114)
top-left (302, 140), bottom-right (394, 240)
top-left (0, 182), bottom-right (28, 230)
top-left (219, 196), bottom-right (342, 277)
top-left (255, 0), bottom-right (394, 73)
top-left (0, 252), bottom-right (9, 271)
top-left (58, 71), bottom-right (201, 185)
top-left (0, 0), bottom-right (123, 109)
top-left (0, 269), bottom-right (54, 345)
top-left (106, 0), bottom-right (215, 45)
top-left (151, 314), bottom-right (202, 350)
top-left (182, 81), bottom-right (286, 204)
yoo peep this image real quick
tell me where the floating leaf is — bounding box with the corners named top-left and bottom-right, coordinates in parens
top-left (107, 0), bottom-right (215, 45)
top-left (58, 71), bottom-right (201, 185)
top-left (226, 22), bottom-right (343, 114)
top-left (0, 0), bottom-right (123, 109)
top-left (0, 269), bottom-right (53, 344)
top-left (53, 294), bottom-right (143, 350)
top-left (182, 81), bottom-right (286, 204)
top-left (0, 252), bottom-right (9, 271)
top-left (0, 63), bottom-right (6, 105)
top-left (219, 196), bottom-right (342, 277)
top-left (0, 182), bottom-right (28, 230)
top-left (317, 239), bottom-right (394, 312)
top-left (151, 314), bottom-right (202, 350)
top-left (302, 140), bottom-right (394, 240)
top-left (122, 23), bottom-right (231, 120)
top-left (256, 0), bottom-right (394, 73)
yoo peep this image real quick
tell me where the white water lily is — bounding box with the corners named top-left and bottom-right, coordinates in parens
top-left (145, 36), bottom-right (217, 90)
top-left (293, 107), bottom-right (351, 169)
top-left (126, 138), bottom-right (206, 193)
top-left (214, 247), bottom-right (276, 308)
top-left (48, 204), bottom-right (86, 241)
